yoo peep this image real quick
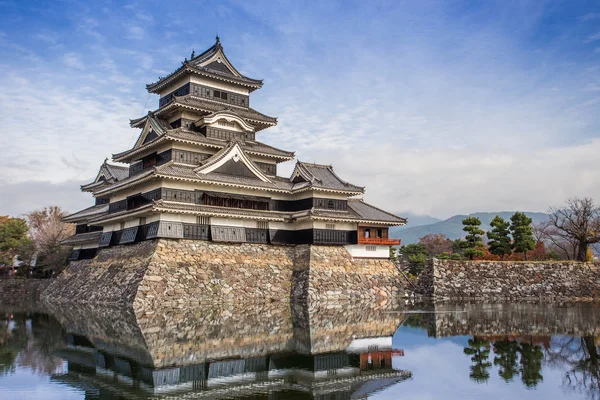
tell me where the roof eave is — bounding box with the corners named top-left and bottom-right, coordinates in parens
top-left (146, 66), bottom-right (263, 94)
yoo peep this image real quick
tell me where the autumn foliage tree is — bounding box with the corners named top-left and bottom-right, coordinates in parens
top-left (487, 216), bottom-right (512, 259)
top-left (461, 217), bottom-right (485, 260)
top-left (26, 206), bottom-right (74, 274)
top-left (418, 233), bottom-right (453, 256)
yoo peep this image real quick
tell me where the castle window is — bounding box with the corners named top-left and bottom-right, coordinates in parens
top-left (214, 90), bottom-right (221, 98)
top-left (327, 200), bottom-right (334, 209)
top-left (257, 221), bottom-right (268, 229)
top-left (366, 246), bottom-right (376, 252)
top-left (221, 92), bottom-right (228, 100)
top-left (326, 224), bottom-right (335, 230)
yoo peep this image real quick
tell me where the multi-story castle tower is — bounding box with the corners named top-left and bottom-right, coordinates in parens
top-left (63, 37), bottom-right (405, 260)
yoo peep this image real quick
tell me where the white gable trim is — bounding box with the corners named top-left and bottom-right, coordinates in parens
top-left (198, 48), bottom-right (242, 78)
top-left (134, 117), bottom-right (165, 148)
top-left (200, 111), bottom-right (255, 132)
top-left (195, 143), bottom-right (272, 183)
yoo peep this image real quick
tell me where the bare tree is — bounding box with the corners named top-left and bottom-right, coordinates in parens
top-left (548, 198), bottom-right (600, 262)
top-left (533, 220), bottom-right (578, 260)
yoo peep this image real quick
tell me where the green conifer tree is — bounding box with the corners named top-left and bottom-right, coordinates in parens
top-left (461, 217), bottom-right (485, 260)
top-left (487, 215), bottom-right (512, 259)
top-left (510, 212), bottom-right (535, 260)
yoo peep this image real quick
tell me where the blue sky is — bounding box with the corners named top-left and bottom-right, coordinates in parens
top-left (1, 0), bottom-right (600, 218)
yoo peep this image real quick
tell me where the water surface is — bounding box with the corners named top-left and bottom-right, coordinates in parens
top-left (1, 301), bottom-right (599, 399)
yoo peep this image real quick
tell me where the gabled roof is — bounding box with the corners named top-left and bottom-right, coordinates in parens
top-left (290, 162), bottom-right (364, 194)
top-left (131, 113), bottom-right (170, 149)
top-left (81, 159), bottom-right (130, 193)
top-left (146, 37), bottom-right (263, 94)
top-left (63, 204), bottom-right (109, 223)
top-left (130, 95), bottom-right (277, 131)
top-left (347, 199), bottom-right (407, 225)
top-left (195, 142), bottom-right (272, 183)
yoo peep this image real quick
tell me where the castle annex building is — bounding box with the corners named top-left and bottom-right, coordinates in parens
top-left (63, 37), bottom-right (405, 260)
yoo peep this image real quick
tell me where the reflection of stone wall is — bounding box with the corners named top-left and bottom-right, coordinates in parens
top-left (44, 239), bottom-right (403, 306)
top-left (137, 301), bottom-right (295, 367)
top-left (305, 300), bottom-right (406, 354)
top-left (431, 302), bottom-right (600, 337)
top-left (0, 279), bottom-right (51, 307)
top-left (418, 259), bottom-right (600, 300)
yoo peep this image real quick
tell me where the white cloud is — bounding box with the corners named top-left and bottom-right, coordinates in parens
top-left (127, 26), bottom-right (145, 40)
top-left (586, 32), bottom-right (600, 43)
top-left (62, 52), bottom-right (85, 69)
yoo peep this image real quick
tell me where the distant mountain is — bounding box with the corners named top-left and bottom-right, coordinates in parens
top-left (393, 212), bottom-right (442, 232)
top-left (391, 211), bottom-right (549, 245)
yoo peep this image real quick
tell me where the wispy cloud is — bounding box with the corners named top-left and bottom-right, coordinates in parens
top-left (586, 32), bottom-right (600, 43)
top-left (581, 12), bottom-right (600, 21)
top-left (62, 52), bottom-right (85, 69)
top-left (127, 25), bottom-right (145, 40)
top-left (0, 0), bottom-right (599, 218)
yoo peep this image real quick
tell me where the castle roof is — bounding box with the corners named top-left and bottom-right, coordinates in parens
top-left (113, 128), bottom-right (294, 163)
top-left (80, 159), bottom-right (130, 193)
top-left (291, 162), bottom-right (364, 193)
top-left (87, 198), bottom-right (405, 226)
top-left (146, 37), bottom-right (263, 94)
top-left (130, 95), bottom-right (277, 131)
top-left (63, 204), bottom-right (109, 223)
top-left (61, 231), bottom-right (103, 246)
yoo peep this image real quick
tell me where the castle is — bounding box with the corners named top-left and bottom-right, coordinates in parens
top-left (62, 37), bottom-right (405, 261)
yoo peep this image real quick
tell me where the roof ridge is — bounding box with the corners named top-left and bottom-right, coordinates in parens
top-left (349, 199), bottom-right (406, 222)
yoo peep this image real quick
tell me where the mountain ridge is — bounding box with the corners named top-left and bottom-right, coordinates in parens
top-left (390, 211), bottom-right (548, 245)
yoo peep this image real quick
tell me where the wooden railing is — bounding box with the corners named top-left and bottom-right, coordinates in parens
top-left (358, 237), bottom-right (400, 245)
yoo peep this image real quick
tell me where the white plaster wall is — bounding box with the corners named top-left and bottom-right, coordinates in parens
top-left (210, 217), bottom-right (260, 228)
top-left (344, 245), bottom-right (390, 259)
top-left (346, 337), bottom-right (393, 353)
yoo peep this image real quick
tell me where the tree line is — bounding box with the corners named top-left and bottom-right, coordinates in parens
top-left (400, 197), bottom-right (600, 275)
top-left (0, 206), bottom-right (74, 278)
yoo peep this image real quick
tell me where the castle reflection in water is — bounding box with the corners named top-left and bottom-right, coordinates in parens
top-left (2, 300), bottom-right (411, 399)
top-left (3, 301), bottom-right (600, 399)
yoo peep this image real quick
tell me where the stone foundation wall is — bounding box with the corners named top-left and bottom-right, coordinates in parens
top-left (305, 245), bottom-right (402, 301)
top-left (135, 240), bottom-right (297, 312)
top-left (42, 241), bottom-right (158, 305)
top-left (0, 279), bottom-right (51, 307)
top-left (418, 259), bottom-right (600, 300)
top-left (43, 240), bottom-right (403, 307)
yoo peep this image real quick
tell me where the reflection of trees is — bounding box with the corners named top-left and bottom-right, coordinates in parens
top-left (0, 314), bottom-right (27, 376)
top-left (493, 340), bottom-right (520, 382)
top-left (0, 313), bottom-right (65, 377)
top-left (464, 337), bottom-right (492, 383)
top-left (545, 336), bottom-right (600, 400)
top-left (519, 342), bottom-right (544, 387)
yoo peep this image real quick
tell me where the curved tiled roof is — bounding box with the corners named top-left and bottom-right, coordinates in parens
top-left (292, 162), bottom-right (364, 193)
top-left (130, 95), bottom-right (277, 131)
top-left (63, 204), bottom-right (109, 223)
top-left (146, 38), bottom-right (263, 93)
top-left (113, 130), bottom-right (294, 163)
top-left (81, 160), bottom-right (130, 193)
top-left (61, 231), bottom-right (103, 246)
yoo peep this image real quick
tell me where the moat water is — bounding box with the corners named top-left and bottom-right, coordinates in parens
top-left (1, 301), bottom-right (599, 399)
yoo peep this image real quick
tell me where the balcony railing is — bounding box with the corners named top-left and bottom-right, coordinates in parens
top-left (358, 237), bottom-right (401, 245)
